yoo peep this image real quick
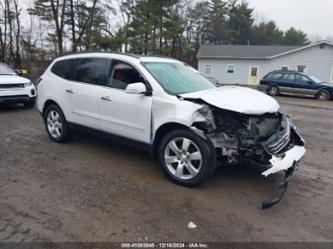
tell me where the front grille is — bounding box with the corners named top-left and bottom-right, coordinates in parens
top-left (262, 117), bottom-right (291, 156)
top-left (266, 130), bottom-right (290, 155)
top-left (0, 83), bottom-right (25, 89)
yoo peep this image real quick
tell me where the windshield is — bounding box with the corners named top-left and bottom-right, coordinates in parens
top-left (0, 64), bottom-right (16, 75)
top-left (143, 62), bottom-right (217, 94)
top-left (309, 75), bottom-right (322, 84)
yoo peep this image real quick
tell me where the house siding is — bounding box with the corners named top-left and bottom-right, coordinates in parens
top-left (198, 45), bottom-right (333, 84)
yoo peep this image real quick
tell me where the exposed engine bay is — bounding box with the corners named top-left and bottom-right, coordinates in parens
top-left (189, 102), bottom-right (306, 209)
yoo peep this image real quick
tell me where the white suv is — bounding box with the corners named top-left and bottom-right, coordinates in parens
top-left (37, 53), bottom-right (306, 207)
top-left (0, 63), bottom-right (36, 107)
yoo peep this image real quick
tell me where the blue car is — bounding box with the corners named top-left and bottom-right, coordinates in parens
top-left (259, 70), bottom-right (333, 101)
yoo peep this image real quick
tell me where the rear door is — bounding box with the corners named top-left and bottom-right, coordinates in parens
top-left (279, 73), bottom-right (297, 94)
top-left (68, 58), bottom-right (111, 130)
top-left (260, 72), bottom-right (283, 91)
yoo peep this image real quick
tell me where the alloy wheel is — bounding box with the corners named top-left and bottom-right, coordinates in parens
top-left (164, 137), bottom-right (202, 180)
top-left (47, 110), bottom-right (63, 139)
top-left (317, 91), bottom-right (329, 101)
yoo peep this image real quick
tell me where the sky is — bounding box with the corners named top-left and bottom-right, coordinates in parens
top-left (248, 0), bottom-right (333, 39)
top-left (19, 0), bottom-right (333, 41)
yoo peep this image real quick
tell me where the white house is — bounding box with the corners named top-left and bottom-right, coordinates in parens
top-left (197, 41), bottom-right (333, 85)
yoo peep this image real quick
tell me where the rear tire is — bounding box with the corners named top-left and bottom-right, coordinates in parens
top-left (43, 104), bottom-right (72, 143)
top-left (158, 128), bottom-right (216, 187)
top-left (266, 86), bottom-right (279, 96)
top-left (315, 90), bottom-right (330, 101)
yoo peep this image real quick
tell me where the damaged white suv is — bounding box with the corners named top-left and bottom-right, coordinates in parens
top-left (37, 53), bottom-right (306, 207)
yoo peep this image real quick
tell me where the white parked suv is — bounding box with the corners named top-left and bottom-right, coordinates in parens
top-left (37, 53), bottom-right (306, 208)
top-left (0, 63), bottom-right (36, 107)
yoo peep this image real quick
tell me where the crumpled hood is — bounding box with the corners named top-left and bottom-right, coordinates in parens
top-left (181, 86), bottom-right (280, 115)
top-left (0, 75), bottom-right (30, 84)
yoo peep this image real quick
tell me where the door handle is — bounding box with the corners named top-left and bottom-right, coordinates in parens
top-left (66, 89), bottom-right (74, 94)
top-left (101, 96), bottom-right (112, 102)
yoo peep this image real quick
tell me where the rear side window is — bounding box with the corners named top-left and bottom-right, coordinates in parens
top-left (282, 73), bottom-right (296, 82)
top-left (75, 58), bottom-right (110, 85)
top-left (51, 59), bottom-right (80, 80)
top-left (266, 73), bottom-right (283, 80)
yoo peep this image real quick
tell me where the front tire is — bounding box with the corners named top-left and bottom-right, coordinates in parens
top-left (44, 104), bottom-right (72, 143)
top-left (315, 90), bottom-right (330, 101)
top-left (158, 129), bottom-right (216, 187)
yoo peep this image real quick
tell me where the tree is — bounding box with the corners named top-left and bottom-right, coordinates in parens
top-left (205, 0), bottom-right (228, 44)
top-left (227, 0), bottom-right (254, 44)
top-left (250, 21), bottom-right (284, 45)
top-left (283, 27), bottom-right (309, 46)
top-left (29, 0), bottom-right (68, 55)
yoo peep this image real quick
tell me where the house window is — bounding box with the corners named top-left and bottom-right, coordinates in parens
top-left (204, 64), bottom-right (212, 74)
top-left (281, 66), bottom-right (289, 71)
top-left (227, 64), bottom-right (235, 74)
top-left (297, 65), bottom-right (306, 73)
top-left (251, 67), bottom-right (258, 76)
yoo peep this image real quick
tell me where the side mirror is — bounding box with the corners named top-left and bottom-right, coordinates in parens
top-left (125, 82), bottom-right (151, 95)
top-left (15, 69), bottom-right (23, 76)
top-left (307, 81), bottom-right (313, 84)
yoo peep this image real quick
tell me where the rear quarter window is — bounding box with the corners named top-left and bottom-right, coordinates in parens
top-left (51, 59), bottom-right (80, 80)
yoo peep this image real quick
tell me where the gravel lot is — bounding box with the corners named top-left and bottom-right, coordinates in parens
top-left (0, 96), bottom-right (332, 242)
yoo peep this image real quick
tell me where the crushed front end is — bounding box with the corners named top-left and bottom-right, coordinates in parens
top-left (192, 105), bottom-right (306, 209)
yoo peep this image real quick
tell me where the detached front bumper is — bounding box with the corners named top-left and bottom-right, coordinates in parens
top-left (262, 145), bottom-right (306, 177)
top-left (260, 124), bottom-right (306, 209)
top-left (262, 161), bottom-right (298, 209)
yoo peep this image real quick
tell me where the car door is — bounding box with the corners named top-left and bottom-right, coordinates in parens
top-left (279, 73), bottom-right (297, 94)
top-left (99, 59), bottom-right (153, 144)
top-left (261, 72), bottom-right (283, 89)
top-left (67, 57), bottom-right (111, 130)
top-left (295, 74), bottom-right (319, 97)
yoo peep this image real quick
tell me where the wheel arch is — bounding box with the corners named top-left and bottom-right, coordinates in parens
top-left (152, 122), bottom-right (191, 160)
top-left (42, 99), bottom-right (69, 121)
top-left (43, 99), bottom-right (61, 115)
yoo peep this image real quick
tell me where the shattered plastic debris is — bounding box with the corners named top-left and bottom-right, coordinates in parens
top-left (262, 145), bottom-right (306, 177)
top-left (187, 221), bottom-right (197, 229)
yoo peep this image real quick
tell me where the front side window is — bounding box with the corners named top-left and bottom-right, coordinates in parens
top-left (51, 59), bottom-right (80, 80)
top-left (282, 73), bottom-right (296, 82)
top-left (0, 64), bottom-right (16, 75)
top-left (308, 75), bottom-right (322, 84)
top-left (295, 75), bottom-right (311, 84)
top-left (75, 58), bottom-right (110, 85)
top-left (143, 62), bottom-right (216, 95)
top-left (105, 60), bottom-right (145, 90)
